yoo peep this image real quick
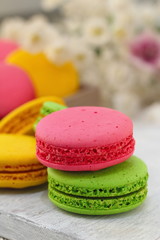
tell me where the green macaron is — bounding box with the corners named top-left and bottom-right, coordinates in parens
top-left (33, 101), bottom-right (67, 130)
top-left (40, 101), bottom-right (67, 116)
top-left (48, 156), bottom-right (148, 215)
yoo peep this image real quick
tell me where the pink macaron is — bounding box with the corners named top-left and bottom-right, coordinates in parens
top-left (0, 63), bottom-right (35, 118)
top-left (0, 40), bottom-right (19, 62)
top-left (36, 107), bottom-right (135, 171)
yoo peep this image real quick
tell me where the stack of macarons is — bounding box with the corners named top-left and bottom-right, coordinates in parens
top-left (35, 106), bottom-right (148, 215)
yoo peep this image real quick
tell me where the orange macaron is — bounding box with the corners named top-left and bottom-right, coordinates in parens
top-left (0, 96), bottom-right (65, 135)
top-left (0, 134), bottom-right (47, 188)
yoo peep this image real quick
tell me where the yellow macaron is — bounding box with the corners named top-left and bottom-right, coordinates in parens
top-left (7, 50), bottom-right (79, 97)
top-left (0, 96), bottom-right (65, 134)
top-left (0, 134), bottom-right (47, 188)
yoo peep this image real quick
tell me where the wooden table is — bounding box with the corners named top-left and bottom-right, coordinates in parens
top-left (0, 124), bottom-right (160, 240)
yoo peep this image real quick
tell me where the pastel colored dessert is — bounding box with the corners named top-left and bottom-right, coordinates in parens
top-left (0, 134), bottom-right (47, 188)
top-left (33, 101), bottom-right (67, 130)
top-left (0, 40), bottom-right (19, 61)
top-left (36, 106), bottom-right (135, 171)
top-left (7, 50), bottom-right (79, 97)
top-left (0, 96), bottom-right (65, 135)
top-left (0, 63), bottom-right (35, 118)
top-left (48, 156), bottom-right (148, 215)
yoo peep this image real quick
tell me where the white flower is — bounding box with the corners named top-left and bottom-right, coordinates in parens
top-left (112, 91), bottom-right (141, 117)
top-left (83, 18), bottom-right (109, 47)
top-left (28, 14), bottom-right (48, 25)
top-left (64, 19), bottom-right (81, 34)
top-left (0, 17), bottom-right (25, 43)
top-left (20, 21), bottom-right (58, 53)
top-left (111, 24), bottom-right (128, 43)
top-left (101, 48), bottom-right (116, 62)
top-left (132, 4), bottom-right (159, 32)
top-left (137, 103), bottom-right (160, 125)
top-left (44, 38), bottom-right (72, 65)
top-left (41, 0), bottom-right (64, 11)
top-left (102, 60), bottom-right (135, 92)
top-left (98, 58), bottom-right (144, 116)
top-left (111, 14), bottom-right (134, 44)
top-left (69, 39), bottom-right (94, 70)
top-left (20, 26), bottom-right (46, 53)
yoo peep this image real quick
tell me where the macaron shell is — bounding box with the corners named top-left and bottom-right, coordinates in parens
top-left (0, 134), bottom-right (47, 188)
top-left (0, 168), bottom-right (47, 188)
top-left (0, 40), bottom-right (19, 61)
top-left (49, 187), bottom-right (147, 215)
top-left (0, 134), bottom-right (43, 171)
top-left (36, 107), bottom-right (133, 148)
top-left (48, 156), bottom-right (148, 197)
top-left (0, 63), bottom-right (35, 118)
top-left (48, 156), bottom-right (148, 215)
top-left (39, 151), bottom-right (134, 171)
top-left (0, 96), bottom-right (65, 134)
top-left (7, 50), bottom-right (79, 97)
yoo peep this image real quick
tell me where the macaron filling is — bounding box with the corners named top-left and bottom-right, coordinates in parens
top-left (0, 163), bottom-right (45, 172)
top-left (48, 186), bottom-right (147, 212)
top-left (0, 168), bottom-right (47, 189)
top-left (0, 106), bottom-right (40, 133)
top-left (40, 102), bottom-right (67, 116)
top-left (48, 173), bottom-right (148, 197)
top-left (36, 135), bottom-right (135, 166)
top-left (0, 168), bottom-right (47, 181)
top-left (0, 134), bottom-right (48, 188)
top-left (0, 97), bottom-right (65, 134)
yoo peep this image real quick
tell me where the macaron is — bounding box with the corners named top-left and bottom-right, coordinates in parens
top-left (0, 96), bottom-right (65, 135)
top-left (48, 156), bottom-right (148, 215)
top-left (7, 50), bottom-right (79, 97)
top-left (0, 134), bottom-right (47, 188)
top-left (0, 40), bottom-right (19, 62)
top-left (33, 101), bottom-right (67, 130)
top-left (36, 106), bottom-right (135, 171)
top-left (0, 63), bottom-right (35, 118)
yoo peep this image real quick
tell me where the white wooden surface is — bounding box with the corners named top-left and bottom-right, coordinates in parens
top-left (0, 124), bottom-right (160, 240)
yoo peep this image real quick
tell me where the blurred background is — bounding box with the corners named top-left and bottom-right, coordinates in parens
top-left (1, 0), bottom-right (160, 124)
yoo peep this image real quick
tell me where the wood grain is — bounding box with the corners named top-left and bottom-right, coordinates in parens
top-left (0, 124), bottom-right (160, 240)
